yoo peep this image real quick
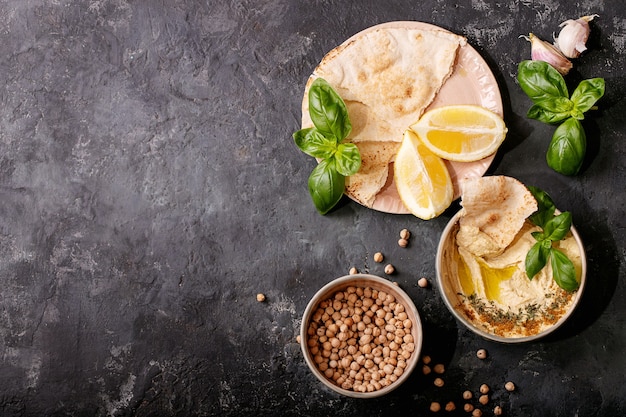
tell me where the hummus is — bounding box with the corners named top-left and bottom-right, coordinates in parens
top-left (439, 176), bottom-right (584, 338)
top-left (441, 220), bottom-right (583, 338)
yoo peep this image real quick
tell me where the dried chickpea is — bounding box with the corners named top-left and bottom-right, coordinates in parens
top-left (476, 349), bottom-right (488, 359)
top-left (418, 277), bottom-right (429, 288)
top-left (306, 285), bottom-right (414, 394)
top-left (505, 381), bottom-right (515, 392)
top-left (398, 238), bottom-right (408, 248)
top-left (479, 394), bottom-right (489, 405)
top-left (374, 252), bottom-right (384, 263)
top-left (384, 264), bottom-right (395, 275)
top-left (472, 409), bottom-right (482, 417)
top-left (349, 267), bottom-right (358, 275)
top-left (480, 384), bottom-right (489, 394)
top-left (445, 401), bottom-right (456, 412)
top-left (430, 402), bottom-right (441, 412)
top-left (434, 377), bottom-right (444, 387)
top-left (422, 365), bottom-right (431, 375)
top-left (494, 405), bottom-right (503, 415)
top-left (463, 390), bottom-right (473, 400)
top-left (433, 364), bottom-right (445, 374)
top-left (400, 228), bottom-right (411, 240)
top-left (422, 355), bottom-right (432, 364)
top-left (464, 403), bottom-right (474, 412)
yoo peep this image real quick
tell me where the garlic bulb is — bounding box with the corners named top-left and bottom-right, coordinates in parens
top-left (555, 15), bottom-right (599, 59)
top-left (521, 33), bottom-right (573, 75)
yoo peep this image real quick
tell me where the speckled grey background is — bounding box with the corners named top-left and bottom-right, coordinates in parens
top-left (0, 0), bottom-right (624, 416)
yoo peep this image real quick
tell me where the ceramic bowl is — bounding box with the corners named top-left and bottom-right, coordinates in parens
top-left (436, 210), bottom-right (587, 343)
top-left (300, 274), bottom-right (423, 397)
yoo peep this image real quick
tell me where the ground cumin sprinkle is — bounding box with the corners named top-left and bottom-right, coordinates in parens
top-left (461, 289), bottom-right (575, 337)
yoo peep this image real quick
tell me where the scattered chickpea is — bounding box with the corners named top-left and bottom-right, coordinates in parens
top-left (472, 409), bottom-right (482, 417)
top-left (400, 229), bottom-right (411, 240)
top-left (494, 405), bottom-right (503, 415)
top-left (476, 349), bottom-right (487, 359)
top-left (505, 381), bottom-right (515, 392)
top-left (374, 252), bottom-right (384, 263)
top-left (430, 402), bottom-right (441, 412)
top-left (422, 365), bottom-right (432, 375)
top-left (296, 335), bottom-right (302, 344)
top-left (464, 403), bottom-right (474, 412)
top-left (479, 394), bottom-right (489, 405)
top-left (256, 293), bottom-right (266, 302)
top-left (434, 377), bottom-right (444, 387)
top-left (479, 383), bottom-right (490, 394)
top-left (418, 277), bottom-right (429, 288)
top-left (445, 401), bottom-right (456, 412)
top-left (433, 363), bottom-right (445, 374)
top-left (398, 238), bottom-right (409, 248)
top-left (349, 267), bottom-right (358, 275)
top-left (462, 390), bottom-right (473, 400)
top-left (384, 264), bottom-right (395, 275)
top-left (422, 355), bottom-right (432, 364)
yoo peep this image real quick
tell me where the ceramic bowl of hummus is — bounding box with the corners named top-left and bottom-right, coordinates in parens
top-left (435, 176), bottom-right (587, 343)
top-left (300, 274), bottom-right (423, 397)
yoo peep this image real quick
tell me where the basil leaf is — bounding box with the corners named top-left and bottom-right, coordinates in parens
top-left (335, 143), bottom-right (361, 176)
top-left (542, 212), bottom-right (572, 241)
top-left (526, 95), bottom-right (574, 124)
top-left (546, 117), bottom-right (586, 176)
top-left (526, 240), bottom-right (550, 279)
top-left (527, 186), bottom-right (556, 228)
top-left (530, 231), bottom-right (545, 241)
top-left (517, 60), bottom-right (568, 103)
top-left (550, 248), bottom-right (579, 291)
top-left (307, 159), bottom-right (345, 215)
top-left (571, 78), bottom-right (605, 114)
top-left (527, 104), bottom-right (571, 124)
top-left (293, 128), bottom-right (337, 159)
top-left (308, 78), bottom-right (352, 142)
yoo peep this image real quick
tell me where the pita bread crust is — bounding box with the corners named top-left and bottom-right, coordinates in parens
top-left (456, 176), bottom-right (538, 257)
top-left (345, 141), bottom-right (401, 207)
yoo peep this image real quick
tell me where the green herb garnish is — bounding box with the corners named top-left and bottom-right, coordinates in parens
top-left (517, 60), bottom-right (605, 175)
top-left (525, 186), bottom-right (579, 291)
top-left (293, 78), bottom-right (360, 214)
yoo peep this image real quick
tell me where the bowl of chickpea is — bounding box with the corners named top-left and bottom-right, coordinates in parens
top-left (300, 274), bottom-right (423, 398)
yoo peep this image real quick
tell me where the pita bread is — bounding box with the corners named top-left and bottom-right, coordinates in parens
top-left (456, 176), bottom-right (538, 257)
top-left (301, 27), bottom-right (466, 207)
top-left (345, 141), bottom-right (401, 207)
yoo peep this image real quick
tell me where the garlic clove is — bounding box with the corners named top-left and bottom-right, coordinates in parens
top-left (555, 14), bottom-right (599, 59)
top-left (521, 33), bottom-right (573, 75)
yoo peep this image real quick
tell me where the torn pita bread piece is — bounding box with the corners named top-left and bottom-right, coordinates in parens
top-left (300, 26), bottom-right (466, 208)
top-left (345, 141), bottom-right (401, 207)
top-left (456, 176), bottom-right (538, 257)
top-left (302, 27), bottom-right (466, 142)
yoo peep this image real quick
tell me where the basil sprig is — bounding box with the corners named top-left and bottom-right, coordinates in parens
top-left (525, 186), bottom-right (579, 291)
top-left (293, 78), bottom-right (361, 214)
top-left (517, 60), bottom-right (605, 175)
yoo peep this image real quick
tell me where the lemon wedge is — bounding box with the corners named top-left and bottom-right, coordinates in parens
top-left (394, 130), bottom-right (454, 220)
top-left (409, 105), bottom-right (507, 162)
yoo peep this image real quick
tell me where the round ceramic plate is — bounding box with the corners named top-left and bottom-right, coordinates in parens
top-left (303, 21), bottom-right (503, 214)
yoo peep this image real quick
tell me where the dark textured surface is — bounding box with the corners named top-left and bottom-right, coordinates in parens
top-left (0, 1), bottom-right (624, 416)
